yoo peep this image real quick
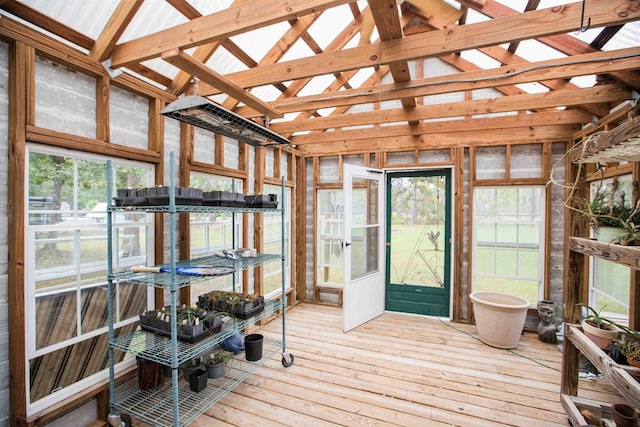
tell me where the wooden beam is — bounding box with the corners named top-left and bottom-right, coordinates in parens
top-left (0, 0), bottom-right (93, 49)
top-left (292, 110), bottom-right (592, 145)
top-left (160, 48), bottom-right (284, 119)
top-left (506, 0), bottom-right (540, 53)
top-left (237, 47), bottom-right (640, 117)
top-left (474, 0), bottom-right (640, 91)
top-left (297, 124), bottom-right (577, 155)
top-left (89, 0), bottom-right (143, 61)
top-left (202, 0), bottom-right (640, 92)
top-left (8, 39), bottom-right (29, 427)
top-left (408, 0), bottom-right (464, 25)
top-left (368, 0), bottom-right (416, 109)
top-left (110, 0), bottom-right (353, 67)
top-left (271, 84), bottom-right (630, 134)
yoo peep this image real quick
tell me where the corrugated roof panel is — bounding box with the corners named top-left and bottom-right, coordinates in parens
top-left (20, 0), bottom-right (118, 40)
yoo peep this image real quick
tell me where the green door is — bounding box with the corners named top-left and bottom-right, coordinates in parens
top-left (385, 170), bottom-right (452, 317)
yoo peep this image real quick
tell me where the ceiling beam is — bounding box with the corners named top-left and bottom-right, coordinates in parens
top-left (89, 0), bottom-right (143, 62)
top-left (110, 0), bottom-right (354, 68)
top-left (297, 124), bottom-right (578, 156)
top-left (0, 0), bottom-right (93, 49)
top-left (293, 109), bottom-right (592, 145)
top-left (368, 0), bottom-right (416, 109)
top-left (507, 0), bottom-right (540, 53)
top-left (200, 0), bottom-right (640, 93)
top-left (160, 49), bottom-right (284, 119)
top-left (235, 47), bottom-right (640, 117)
top-left (270, 84), bottom-right (630, 133)
top-left (473, 0), bottom-right (640, 90)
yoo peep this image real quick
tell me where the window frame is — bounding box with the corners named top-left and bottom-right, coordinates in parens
top-left (471, 185), bottom-right (546, 304)
top-left (24, 143), bottom-right (155, 412)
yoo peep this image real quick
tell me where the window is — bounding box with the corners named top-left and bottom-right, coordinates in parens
top-left (589, 175), bottom-right (632, 320)
top-left (263, 183), bottom-right (291, 298)
top-left (472, 187), bottom-right (545, 304)
top-left (189, 173), bottom-right (243, 299)
top-left (317, 189), bottom-right (344, 286)
top-left (26, 144), bottom-right (154, 411)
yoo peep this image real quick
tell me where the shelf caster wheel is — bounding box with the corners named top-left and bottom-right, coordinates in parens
top-left (107, 413), bottom-right (131, 427)
top-left (282, 353), bottom-right (294, 367)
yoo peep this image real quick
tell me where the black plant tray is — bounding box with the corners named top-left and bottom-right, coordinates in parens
top-left (245, 201), bottom-right (278, 208)
top-left (146, 195), bottom-right (203, 206)
top-left (202, 199), bottom-right (246, 207)
top-left (138, 314), bottom-right (222, 343)
top-left (139, 321), bottom-right (222, 344)
top-left (214, 299), bottom-right (265, 319)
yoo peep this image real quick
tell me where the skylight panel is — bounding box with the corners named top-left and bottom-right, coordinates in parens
top-left (460, 50), bottom-right (501, 70)
top-left (118, 1), bottom-right (188, 44)
top-left (229, 22), bottom-right (289, 64)
top-left (205, 46), bottom-right (250, 75)
top-left (280, 39), bottom-right (316, 63)
top-left (514, 39), bottom-right (566, 63)
top-left (603, 21), bottom-right (640, 51)
top-left (307, 4), bottom-right (360, 50)
top-left (20, 0), bottom-right (119, 40)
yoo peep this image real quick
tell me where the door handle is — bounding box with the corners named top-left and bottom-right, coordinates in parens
top-left (344, 242), bottom-right (352, 247)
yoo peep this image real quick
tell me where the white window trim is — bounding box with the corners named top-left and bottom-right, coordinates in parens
top-left (471, 185), bottom-right (546, 303)
top-left (25, 143), bottom-right (154, 414)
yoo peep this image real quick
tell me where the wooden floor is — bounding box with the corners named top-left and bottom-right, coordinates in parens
top-left (187, 303), bottom-right (621, 427)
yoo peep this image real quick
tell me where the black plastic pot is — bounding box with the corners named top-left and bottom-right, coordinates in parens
top-left (189, 368), bottom-right (208, 393)
top-left (244, 334), bottom-right (264, 361)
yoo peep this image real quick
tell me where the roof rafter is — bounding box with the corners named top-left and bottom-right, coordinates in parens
top-left (199, 0), bottom-right (640, 95)
top-left (234, 47), bottom-right (639, 117)
top-left (161, 48), bottom-right (284, 118)
top-left (471, 0), bottom-right (640, 90)
top-left (270, 84), bottom-right (630, 133)
top-left (368, 0), bottom-right (416, 111)
top-left (110, 0), bottom-right (354, 68)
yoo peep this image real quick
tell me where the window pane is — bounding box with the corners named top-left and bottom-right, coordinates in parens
top-left (36, 291), bottom-right (77, 349)
top-left (317, 189), bottom-right (344, 286)
top-left (351, 226), bottom-right (379, 280)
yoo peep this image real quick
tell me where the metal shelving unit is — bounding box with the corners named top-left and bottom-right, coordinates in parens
top-left (106, 152), bottom-right (292, 427)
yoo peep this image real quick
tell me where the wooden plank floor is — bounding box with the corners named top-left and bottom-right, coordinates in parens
top-left (185, 303), bottom-right (621, 426)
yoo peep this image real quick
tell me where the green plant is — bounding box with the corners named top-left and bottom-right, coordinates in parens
top-left (582, 177), bottom-right (640, 243)
top-left (207, 351), bottom-right (234, 367)
top-left (579, 303), bottom-right (638, 334)
top-left (579, 303), bottom-right (615, 328)
top-left (615, 333), bottom-right (640, 362)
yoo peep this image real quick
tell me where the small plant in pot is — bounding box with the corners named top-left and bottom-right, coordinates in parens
top-left (205, 351), bottom-right (234, 379)
top-left (578, 304), bottom-right (620, 350)
top-left (614, 332), bottom-right (640, 367)
top-left (580, 177), bottom-right (640, 245)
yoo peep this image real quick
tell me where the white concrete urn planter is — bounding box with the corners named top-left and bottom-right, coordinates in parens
top-left (470, 292), bottom-right (530, 349)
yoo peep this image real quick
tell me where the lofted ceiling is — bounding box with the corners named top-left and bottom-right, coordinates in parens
top-left (1, 0), bottom-right (639, 155)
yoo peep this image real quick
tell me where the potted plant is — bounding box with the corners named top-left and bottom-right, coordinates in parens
top-left (578, 304), bottom-right (620, 350)
top-left (177, 305), bottom-right (204, 338)
top-left (581, 177), bottom-right (640, 245)
top-left (205, 351), bottom-right (234, 379)
top-left (614, 332), bottom-right (640, 367)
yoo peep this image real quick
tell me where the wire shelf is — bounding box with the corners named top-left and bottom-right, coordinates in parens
top-left (111, 300), bottom-right (284, 366)
top-left (109, 254), bottom-right (283, 289)
top-left (112, 338), bottom-right (282, 427)
top-left (110, 204), bottom-right (282, 214)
